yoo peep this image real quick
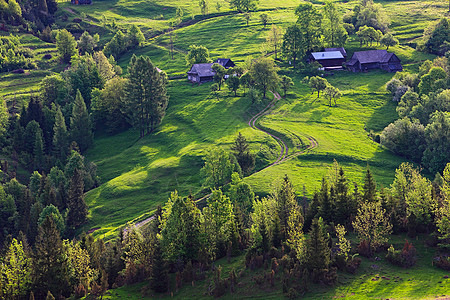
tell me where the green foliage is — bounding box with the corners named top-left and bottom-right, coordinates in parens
top-left (199, 0), bottom-right (208, 16)
top-left (422, 111), bottom-right (450, 174)
top-left (259, 13), bottom-right (270, 28)
top-left (380, 33), bottom-right (398, 50)
top-left (266, 24), bottom-right (283, 60)
top-left (150, 239), bottom-right (168, 293)
top-left (0, 36), bottom-right (36, 72)
top-left (335, 224), bottom-right (350, 261)
top-left (226, 75), bottom-right (240, 96)
top-left (229, 0), bottom-right (257, 13)
top-left (423, 18), bottom-right (450, 55)
top-left (353, 201), bottom-right (392, 253)
top-left (352, 0), bottom-right (390, 33)
top-left (306, 217), bottom-right (331, 270)
top-left (56, 29), bottom-right (77, 64)
top-left (33, 216), bottom-right (71, 297)
top-left (0, 239), bottom-right (32, 298)
top-left (53, 106), bottom-right (68, 161)
top-left (128, 24), bottom-right (145, 48)
top-left (0, 97), bottom-right (8, 140)
top-left (295, 2), bottom-right (323, 53)
top-left (67, 168), bottom-right (88, 228)
top-left (38, 204), bottom-right (65, 234)
top-left (280, 75), bottom-right (293, 98)
top-left (231, 132), bottom-right (255, 176)
top-left (356, 25), bottom-right (383, 47)
top-left (282, 24), bottom-right (304, 68)
top-left (323, 0), bottom-right (348, 47)
top-left (70, 90), bottom-right (93, 152)
top-left (202, 146), bottom-right (236, 188)
top-left (123, 55), bottom-right (168, 137)
top-left (324, 84), bottom-right (341, 107)
top-left (248, 57), bottom-right (279, 98)
top-left (40, 74), bottom-right (68, 107)
top-left (185, 44), bottom-right (210, 65)
top-left (77, 31), bottom-right (97, 55)
top-left (103, 31), bottom-right (128, 59)
top-left (308, 76), bottom-right (328, 98)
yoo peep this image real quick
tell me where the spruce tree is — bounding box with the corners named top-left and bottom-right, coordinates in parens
top-left (335, 167), bottom-right (351, 225)
top-left (276, 175), bottom-right (298, 241)
top-left (53, 106), bottom-right (68, 161)
top-left (67, 168), bottom-right (88, 228)
top-left (34, 129), bottom-right (45, 171)
top-left (70, 90), bottom-right (93, 153)
top-left (305, 217), bottom-right (331, 271)
top-left (231, 132), bottom-right (255, 176)
top-left (363, 167), bottom-right (377, 202)
top-left (150, 239), bottom-right (169, 293)
top-left (33, 216), bottom-right (71, 298)
top-left (318, 178), bottom-right (334, 224)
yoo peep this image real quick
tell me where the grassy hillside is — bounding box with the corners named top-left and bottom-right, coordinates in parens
top-left (101, 234), bottom-right (450, 299)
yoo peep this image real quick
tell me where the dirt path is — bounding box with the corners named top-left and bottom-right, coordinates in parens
top-left (120, 93), bottom-right (319, 235)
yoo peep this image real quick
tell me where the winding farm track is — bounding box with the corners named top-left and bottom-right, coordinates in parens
top-left (123, 92), bottom-right (319, 234)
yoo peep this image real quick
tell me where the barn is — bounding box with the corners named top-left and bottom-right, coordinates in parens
top-left (346, 50), bottom-right (403, 73)
top-left (187, 58), bottom-right (235, 83)
top-left (309, 51), bottom-right (345, 70)
top-left (71, 0), bottom-right (92, 5)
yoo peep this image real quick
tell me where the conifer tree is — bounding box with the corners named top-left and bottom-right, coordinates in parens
top-left (276, 175), bottom-right (298, 241)
top-left (363, 167), bottom-right (377, 202)
top-left (67, 168), bottom-right (88, 228)
top-left (33, 216), bottom-right (71, 298)
top-left (231, 132), bottom-right (255, 176)
top-left (150, 239), bottom-right (169, 293)
top-left (52, 106), bottom-right (68, 161)
top-left (305, 217), bottom-right (331, 271)
top-left (123, 55), bottom-right (169, 137)
top-left (70, 90), bottom-right (93, 152)
top-left (318, 177), bottom-right (334, 224)
top-left (33, 129), bottom-right (45, 171)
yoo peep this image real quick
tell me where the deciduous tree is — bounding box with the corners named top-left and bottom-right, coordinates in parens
top-left (248, 57), bottom-right (279, 98)
top-left (56, 29), bottom-right (77, 63)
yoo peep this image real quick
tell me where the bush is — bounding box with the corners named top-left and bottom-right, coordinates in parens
top-left (386, 240), bottom-right (417, 268)
top-left (358, 239), bottom-right (372, 258)
top-left (43, 53), bottom-right (52, 60)
top-left (434, 255), bottom-right (450, 271)
top-left (346, 257), bottom-right (362, 274)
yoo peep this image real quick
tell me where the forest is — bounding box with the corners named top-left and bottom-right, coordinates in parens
top-left (0, 0), bottom-right (449, 299)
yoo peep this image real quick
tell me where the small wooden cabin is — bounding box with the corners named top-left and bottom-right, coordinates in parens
top-left (187, 58), bottom-right (235, 83)
top-left (309, 51), bottom-right (345, 70)
top-left (346, 50), bottom-right (403, 72)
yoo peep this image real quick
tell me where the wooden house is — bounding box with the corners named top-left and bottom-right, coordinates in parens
top-left (309, 51), bottom-right (345, 70)
top-left (71, 0), bottom-right (92, 5)
top-left (346, 50), bottom-right (403, 72)
top-left (187, 58), bottom-right (235, 83)
top-left (325, 47), bottom-right (347, 60)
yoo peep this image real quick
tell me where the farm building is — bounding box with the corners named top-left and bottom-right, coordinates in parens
top-left (309, 51), bottom-right (345, 70)
top-left (187, 58), bottom-right (235, 83)
top-left (346, 50), bottom-right (403, 72)
top-left (71, 0), bottom-right (92, 5)
top-left (325, 47), bottom-right (347, 59)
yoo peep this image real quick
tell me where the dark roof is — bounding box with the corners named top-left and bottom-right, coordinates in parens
top-left (215, 58), bottom-right (232, 66)
top-left (325, 47), bottom-right (347, 57)
top-left (187, 63), bottom-right (214, 77)
top-left (349, 50), bottom-right (396, 65)
top-left (311, 51), bottom-right (344, 60)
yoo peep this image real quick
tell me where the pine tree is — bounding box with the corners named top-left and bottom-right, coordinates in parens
top-left (305, 217), bottom-right (331, 271)
top-left (231, 132), bottom-right (255, 176)
top-left (70, 90), bottom-right (93, 153)
top-left (335, 167), bottom-right (351, 226)
top-left (33, 216), bottom-right (71, 298)
top-left (66, 168), bottom-right (88, 228)
top-left (276, 175), bottom-right (298, 241)
top-left (123, 55), bottom-right (169, 137)
top-left (318, 178), bottom-right (334, 224)
top-left (363, 167), bottom-right (377, 202)
top-left (53, 106), bottom-right (68, 161)
top-left (259, 217), bottom-right (270, 253)
top-left (150, 239), bottom-right (169, 293)
top-left (33, 129), bottom-right (45, 171)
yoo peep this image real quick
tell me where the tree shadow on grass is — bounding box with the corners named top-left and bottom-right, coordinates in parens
top-left (366, 98), bottom-right (398, 132)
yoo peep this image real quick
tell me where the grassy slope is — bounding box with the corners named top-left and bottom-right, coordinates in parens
top-left (102, 234), bottom-right (450, 299)
top-left (84, 81), bottom-right (275, 238)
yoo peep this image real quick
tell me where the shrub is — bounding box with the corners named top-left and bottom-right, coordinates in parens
top-left (358, 239), bottom-right (372, 258)
top-left (346, 256), bottom-right (362, 274)
top-left (386, 240), bottom-right (417, 268)
top-left (43, 53), bottom-right (52, 60)
top-left (434, 255), bottom-right (450, 271)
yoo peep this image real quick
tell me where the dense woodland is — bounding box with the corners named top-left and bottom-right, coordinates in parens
top-left (0, 0), bottom-right (449, 299)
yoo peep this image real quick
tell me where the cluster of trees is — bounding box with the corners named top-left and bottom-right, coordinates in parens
top-left (381, 56), bottom-right (450, 174)
top-left (281, 1), bottom-right (348, 68)
top-left (304, 76), bottom-right (342, 107)
top-left (103, 25), bottom-right (145, 59)
top-left (421, 18), bottom-right (450, 55)
top-left (343, 0), bottom-right (390, 33)
top-left (0, 35), bottom-right (36, 72)
top-left (0, 0), bottom-right (58, 30)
